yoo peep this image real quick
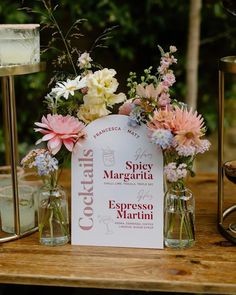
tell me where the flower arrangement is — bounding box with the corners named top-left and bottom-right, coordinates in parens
top-left (22, 56), bottom-right (125, 245)
top-left (22, 51), bottom-right (126, 176)
top-left (22, 0), bottom-right (126, 172)
top-left (119, 45), bottom-right (210, 189)
top-left (21, 2), bottom-right (126, 245)
top-left (21, 60), bottom-right (126, 245)
top-left (21, 148), bottom-right (70, 245)
top-left (21, 0), bottom-right (210, 248)
top-left (118, 45), bottom-right (211, 248)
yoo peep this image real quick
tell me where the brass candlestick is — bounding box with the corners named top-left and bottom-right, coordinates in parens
top-left (0, 62), bottom-right (45, 243)
top-left (218, 56), bottom-right (236, 244)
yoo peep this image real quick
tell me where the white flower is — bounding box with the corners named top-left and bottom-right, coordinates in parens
top-left (78, 52), bottom-right (92, 69)
top-left (176, 145), bottom-right (196, 157)
top-left (195, 139), bottom-right (211, 154)
top-left (176, 163), bottom-right (188, 179)
top-left (51, 76), bottom-right (87, 99)
top-left (162, 71), bottom-right (176, 87)
top-left (169, 45), bottom-right (177, 53)
top-left (164, 162), bottom-right (187, 183)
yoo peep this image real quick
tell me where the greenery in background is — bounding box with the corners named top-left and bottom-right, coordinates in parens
top-left (0, 0), bottom-right (236, 161)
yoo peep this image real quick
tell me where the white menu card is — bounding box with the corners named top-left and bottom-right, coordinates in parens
top-left (71, 114), bottom-right (164, 248)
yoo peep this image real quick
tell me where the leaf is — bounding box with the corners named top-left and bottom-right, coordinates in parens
top-left (157, 44), bottom-right (165, 56)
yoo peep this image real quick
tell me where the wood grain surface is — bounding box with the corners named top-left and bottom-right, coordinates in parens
top-left (0, 171), bottom-right (235, 294)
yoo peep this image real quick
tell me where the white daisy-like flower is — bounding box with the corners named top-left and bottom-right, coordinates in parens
top-left (51, 76), bottom-right (87, 100)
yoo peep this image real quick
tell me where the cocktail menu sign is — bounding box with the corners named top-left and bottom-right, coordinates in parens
top-left (71, 114), bottom-right (164, 248)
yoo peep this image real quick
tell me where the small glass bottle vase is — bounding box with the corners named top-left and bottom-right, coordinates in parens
top-left (164, 186), bottom-right (195, 249)
top-left (38, 184), bottom-right (70, 246)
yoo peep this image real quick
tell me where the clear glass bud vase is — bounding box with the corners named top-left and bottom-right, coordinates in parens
top-left (38, 184), bottom-right (70, 246)
top-left (164, 186), bottom-right (195, 249)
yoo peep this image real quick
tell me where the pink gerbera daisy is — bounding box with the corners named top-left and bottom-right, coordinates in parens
top-left (34, 114), bottom-right (86, 155)
top-left (172, 107), bottom-right (204, 146)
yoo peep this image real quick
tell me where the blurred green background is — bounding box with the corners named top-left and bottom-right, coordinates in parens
top-left (0, 0), bottom-right (236, 164)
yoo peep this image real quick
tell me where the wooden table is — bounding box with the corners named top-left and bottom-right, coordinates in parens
top-left (0, 172), bottom-right (235, 294)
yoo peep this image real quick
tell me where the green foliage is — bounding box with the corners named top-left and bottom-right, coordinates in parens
top-left (127, 66), bottom-right (158, 99)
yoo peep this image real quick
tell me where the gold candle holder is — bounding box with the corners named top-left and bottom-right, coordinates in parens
top-left (218, 56), bottom-right (236, 244)
top-left (0, 62), bottom-right (45, 242)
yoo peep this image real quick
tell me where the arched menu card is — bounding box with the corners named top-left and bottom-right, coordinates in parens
top-left (71, 114), bottom-right (164, 249)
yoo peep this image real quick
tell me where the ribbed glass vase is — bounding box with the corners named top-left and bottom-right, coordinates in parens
top-left (38, 183), bottom-right (70, 246)
top-left (164, 186), bottom-right (195, 249)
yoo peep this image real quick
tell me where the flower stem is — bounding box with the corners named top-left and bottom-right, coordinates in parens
top-left (46, 5), bottom-right (78, 76)
top-left (52, 198), bottom-right (69, 237)
top-left (165, 185), bottom-right (195, 248)
top-left (49, 205), bottom-right (54, 245)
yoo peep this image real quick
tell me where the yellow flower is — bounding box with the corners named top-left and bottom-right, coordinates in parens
top-left (83, 93), bottom-right (105, 105)
top-left (86, 68), bottom-right (120, 97)
top-left (106, 92), bottom-right (126, 106)
top-left (77, 104), bottom-right (110, 124)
